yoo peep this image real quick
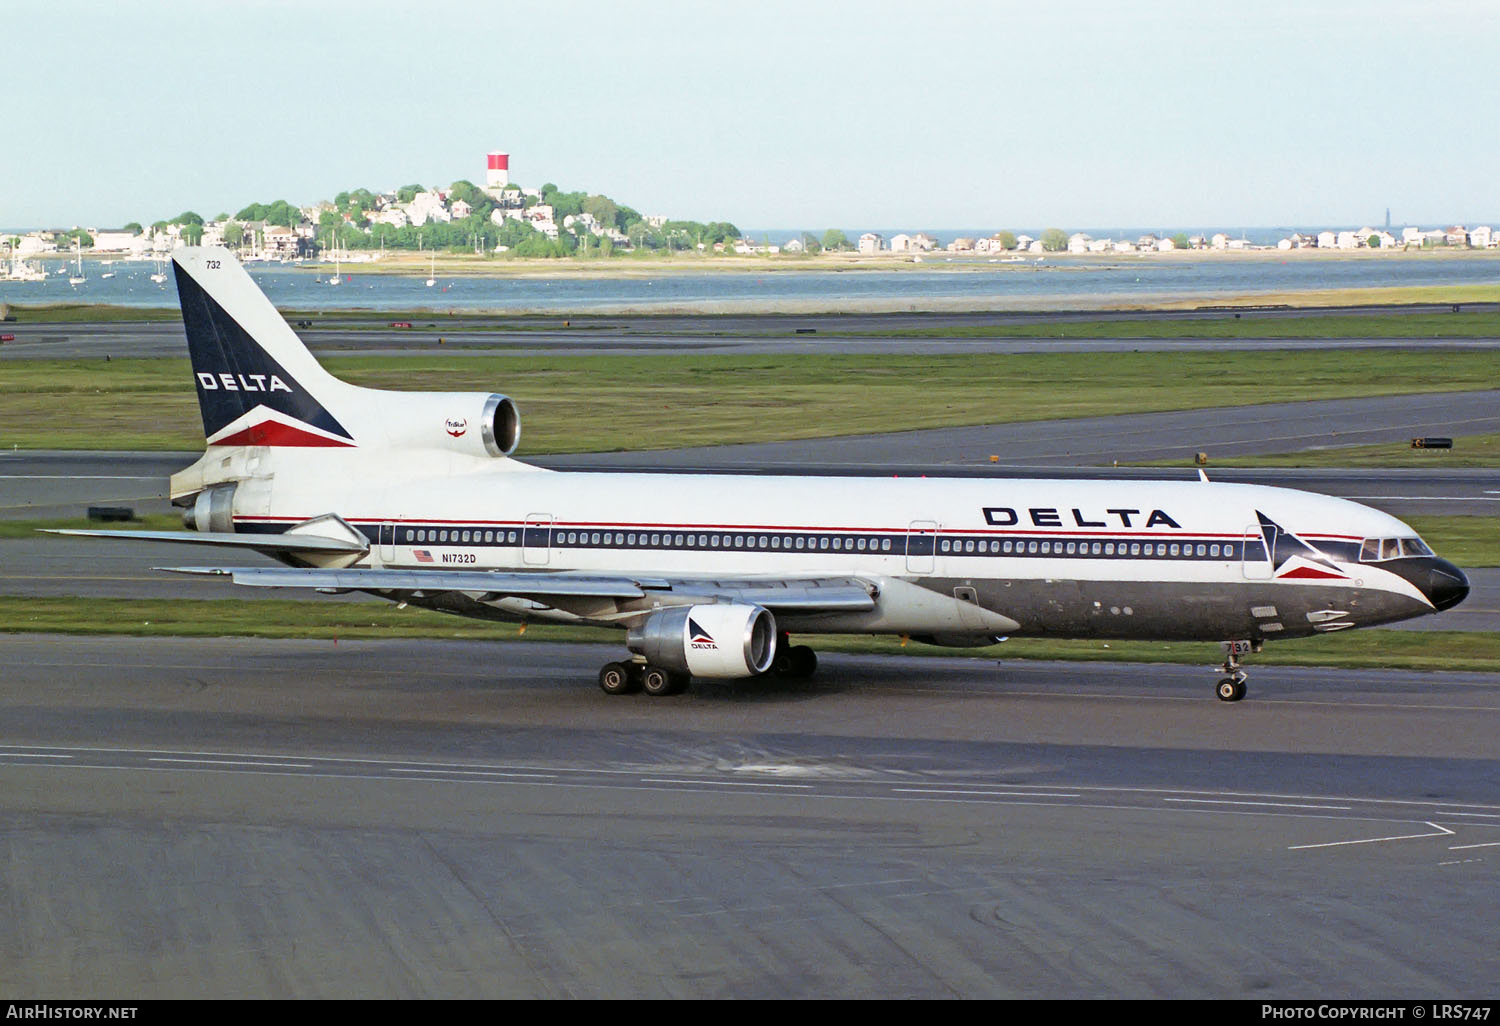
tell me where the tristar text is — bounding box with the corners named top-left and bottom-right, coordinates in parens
top-left (196, 372), bottom-right (293, 393)
top-left (982, 506), bottom-right (1183, 529)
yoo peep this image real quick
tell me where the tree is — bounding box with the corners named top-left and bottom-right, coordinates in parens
top-left (581, 195), bottom-right (619, 231)
top-left (822, 229), bottom-right (849, 251)
top-left (122, 222), bottom-right (142, 234)
top-left (800, 232), bottom-right (822, 255)
top-left (1172, 232), bottom-right (1190, 250)
top-left (397, 184), bottom-right (424, 203)
top-left (1040, 228), bottom-right (1068, 252)
top-left (1366, 233), bottom-right (1381, 249)
top-left (448, 180), bottom-right (483, 207)
top-left (223, 221), bottom-right (244, 247)
top-left (996, 230), bottom-right (1017, 250)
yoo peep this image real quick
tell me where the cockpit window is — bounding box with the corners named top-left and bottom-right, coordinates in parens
top-left (1360, 536), bottom-right (1433, 561)
top-left (1401, 537), bottom-right (1432, 557)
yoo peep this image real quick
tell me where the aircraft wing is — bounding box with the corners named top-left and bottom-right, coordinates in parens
top-left (158, 565), bottom-right (878, 612)
top-left (43, 528), bottom-right (368, 555)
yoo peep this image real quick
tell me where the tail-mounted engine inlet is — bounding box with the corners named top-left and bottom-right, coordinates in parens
top-left (186, 483), bottom-right (237, 533)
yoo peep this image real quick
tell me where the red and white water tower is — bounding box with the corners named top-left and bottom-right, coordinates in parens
top-left (486, 151), bottom-right (510, 189)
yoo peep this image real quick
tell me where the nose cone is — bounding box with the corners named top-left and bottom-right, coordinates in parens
top-left (1425, 560), bottom-right (1470, 612)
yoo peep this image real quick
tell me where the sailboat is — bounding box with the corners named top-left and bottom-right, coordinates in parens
top-left (149, 256), bottom-right (167, 284)
top-left (68, 240), bottom-right (86, 285)
top-left (327, 237), bottom-right (342, 285)
top-left (4, 247), bottom-right (46, 282)
top-left (425, 252), bottom-right (435, 287)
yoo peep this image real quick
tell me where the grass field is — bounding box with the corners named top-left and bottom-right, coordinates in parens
top-left (0, 594), bottom-right (1491, 673)
top-left (5, 348), bottom-right (1500, 452)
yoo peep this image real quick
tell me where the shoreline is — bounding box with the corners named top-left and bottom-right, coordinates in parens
top-left (5, 281), bottom-right (1497, 320)
top-left (17, 246), bottom-right (1500, 281)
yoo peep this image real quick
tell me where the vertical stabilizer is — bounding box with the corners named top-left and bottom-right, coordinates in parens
top-left (172, 247), bottom-right (357, 448)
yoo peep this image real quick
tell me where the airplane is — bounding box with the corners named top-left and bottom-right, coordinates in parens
top-left (51, 247), bottom-right (1469, 701)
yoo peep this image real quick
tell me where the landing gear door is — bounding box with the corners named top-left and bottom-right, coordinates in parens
top-left (906, 520), bottom-right (938, 575)
top-left (1241, 524), bottom-right (1273, 580)
top-left (523, 513), bottom-right (553, 566)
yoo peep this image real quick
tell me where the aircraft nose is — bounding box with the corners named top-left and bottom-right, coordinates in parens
top-left (1425, 560), bottom-right (1470, 612)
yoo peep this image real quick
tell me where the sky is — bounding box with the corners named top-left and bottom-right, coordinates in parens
top-left (5, 0), bottom-right (1499, 232)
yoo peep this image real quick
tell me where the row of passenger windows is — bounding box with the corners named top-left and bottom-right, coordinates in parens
top-left (396, 526), bottom-right (1249, 560)
top-left (940, 538), bottom-right (1242, 559)
top-left (404, 527), bottom-right (897, 551)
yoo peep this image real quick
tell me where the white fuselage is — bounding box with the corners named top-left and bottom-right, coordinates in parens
top-left (207, 449), bottom-right (1438, 642)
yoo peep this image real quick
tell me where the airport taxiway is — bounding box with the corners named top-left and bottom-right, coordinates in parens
top-left (1, 634), bottom-right (1497, 998)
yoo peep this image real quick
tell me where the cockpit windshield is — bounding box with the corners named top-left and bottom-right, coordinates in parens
top-left (1359, 536), bottom-right (1433, 562)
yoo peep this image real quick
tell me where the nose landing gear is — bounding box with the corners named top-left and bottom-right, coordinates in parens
top-left (1215, 640), bottom-right (1258, 702)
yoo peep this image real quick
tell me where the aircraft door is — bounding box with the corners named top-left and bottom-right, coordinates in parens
top-left (523, 513), bottom-right (553, 566)
top-left (906, 520), bottom-right (938, 575)
top-left (1241, 524), bottom-right (1273, 579)
top-left (378, 522), bottom-right (397, 564)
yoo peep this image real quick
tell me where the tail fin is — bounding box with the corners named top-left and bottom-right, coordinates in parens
top-left (173, 247), bottom-right (358, 448)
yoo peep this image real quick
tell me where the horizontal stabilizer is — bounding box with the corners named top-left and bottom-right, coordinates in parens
top-left (42, 528), bottom-right (368, 554)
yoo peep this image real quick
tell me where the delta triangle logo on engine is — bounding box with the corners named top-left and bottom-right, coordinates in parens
top-left (688, 618), bottom-right (717, 650)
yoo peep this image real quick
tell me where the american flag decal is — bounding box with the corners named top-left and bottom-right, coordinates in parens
top-left (414, 549), bottom-right (434, 563)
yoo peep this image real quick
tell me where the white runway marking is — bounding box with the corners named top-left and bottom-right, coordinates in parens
top-left (393, 768), bottom-right (557, 780)
top-left (148, 757), bottom-right (314, 769)
top-left (1166, 797), bottom-right (1351, 810)
top-left (1288, 821), bottom-right (1454, 850)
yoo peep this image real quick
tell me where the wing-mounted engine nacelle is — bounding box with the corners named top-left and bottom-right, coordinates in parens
top-left (378, 391), bottom-right (521, 458)
top-left (628, 603), bottom-right (778, 679)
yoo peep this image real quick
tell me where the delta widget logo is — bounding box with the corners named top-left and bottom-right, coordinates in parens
top-left (688, 618), bottom-right (717, 650)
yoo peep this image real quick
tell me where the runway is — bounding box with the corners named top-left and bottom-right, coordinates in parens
top-left (2, 635), bottom-right (1497, 997)
top-left (4, 309), bottom-right (1499, 360)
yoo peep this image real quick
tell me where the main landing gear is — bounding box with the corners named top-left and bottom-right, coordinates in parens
top-left (770, 641), bottom-right (818, 680)
top-left (1215, 640), bottom-right (1258, 702)
top-left (597, 661), bottom-right (690, 697)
